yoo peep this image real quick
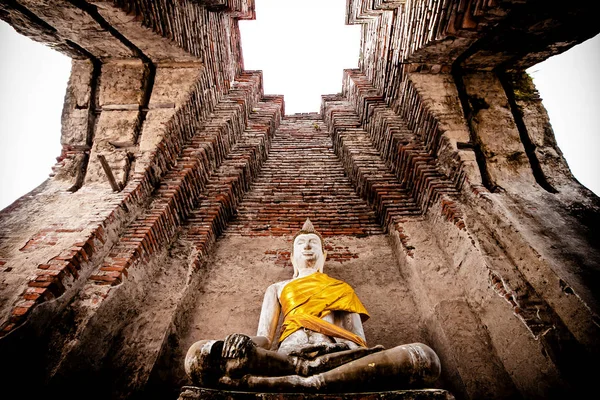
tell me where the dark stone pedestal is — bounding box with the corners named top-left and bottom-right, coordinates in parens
top-left (178, 387), bottom-right (455, 400)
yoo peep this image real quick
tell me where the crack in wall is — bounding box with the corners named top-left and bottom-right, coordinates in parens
top-left (451, 66), bottom-right (497, 192)
top-left (69, 57), bottom-right (101, 192)
top-left (497, 71), bottom-right (558, 194)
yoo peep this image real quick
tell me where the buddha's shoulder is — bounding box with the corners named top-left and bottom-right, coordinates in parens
top-left (268, 279), bottom-right (292, 291)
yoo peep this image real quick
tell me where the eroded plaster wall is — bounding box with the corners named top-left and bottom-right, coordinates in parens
top-left (176, 234), bottom-right (424, 369)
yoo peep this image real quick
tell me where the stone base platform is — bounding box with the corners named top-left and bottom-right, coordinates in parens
top-left (178, 387), bottom-right (455, 400)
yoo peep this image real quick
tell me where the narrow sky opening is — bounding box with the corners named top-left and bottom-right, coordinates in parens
top-left (527, 33), bottom-right (600, 195)
top-left (239, 0), bottom-right (361, 114)
top-left (0, 21), bottom-right (71, 210)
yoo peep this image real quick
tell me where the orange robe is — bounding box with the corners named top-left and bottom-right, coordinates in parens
top-left (279, 272), bottom-right (369, 347)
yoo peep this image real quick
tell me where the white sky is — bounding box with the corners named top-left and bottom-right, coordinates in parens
top-left (0, 1), bottom-right (598, 210)
top-left (0, 21), bottom-right (71, 210)
top-left (239, 0), bottom-right (361, 113)
top-left (526, 37), bottom-right (600, 195)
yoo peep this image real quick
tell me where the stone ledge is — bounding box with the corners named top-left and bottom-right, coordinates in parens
top-left (178, 386), bottom-right (455, 400)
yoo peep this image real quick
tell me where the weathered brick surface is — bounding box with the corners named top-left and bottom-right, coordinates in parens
top-left (395, 72), bottom-right (483, 188)
top-left (0, 64), bottom-right (226, 336)
top-left (89, 1), bottom-right (199, 63)
top-left (86, 73), bottom-right (267, 286)
top-left (461, 71), bottom-right (536, 190)
top-left (323, 99), bottom-right (419, 227)
top-left (322, 73), bottom-right (461, 233)
top-left (0, 194), bottom-right (127, 337)
top-left (349, 0), bottom-right (599, 107)
top-left (439, 196), bottom-right (466, 230)
top-left (83, 60), bottom-right (149, 188)
top-left (184, 97), bottom-right (284, 258)
top-left (1, 42), bottom-right (247, 340)
top-left (227, 114), bottom-right (382, 237)
top-left (111, 0), bottom-right (247, 91)
top-left (344, 71), bottom-right (462, 208)
top-left (17, 0), bottom-right (135, 59)
top-left (0, 2), bottom-right (86, 59)
top-left (52, 59), bottom-right (96, 186)
top-left (503, 71), bottom-right (573, 189)
top-left (0, 73), bottom-right (276, 399)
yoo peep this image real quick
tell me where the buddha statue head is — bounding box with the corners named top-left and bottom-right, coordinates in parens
top-left (291, 219), bottom-right (327, 278)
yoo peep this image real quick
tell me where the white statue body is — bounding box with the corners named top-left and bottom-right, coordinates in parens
top-left (256, 233), bottom-right (365, 356)
top-left (185, 220), bottom-right (441, 392)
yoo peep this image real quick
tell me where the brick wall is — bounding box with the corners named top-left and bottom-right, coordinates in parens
top-left (227, 114), bottom-right (381, 237)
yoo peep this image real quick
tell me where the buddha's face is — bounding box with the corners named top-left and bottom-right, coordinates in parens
top-left (292, 233), bottom-right (324, 273)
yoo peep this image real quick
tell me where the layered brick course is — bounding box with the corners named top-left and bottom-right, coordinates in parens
top-left (1, 215), bottom-right (110, 336)
top-left (184, 97), bottom-right (284, 257)
top-left (345, 71), bottom-right (463, 203)
top-left (0, 67), bottom-right (223, 335)
top-left (227, 114), bottom-right (382, 237)
top-left (349, 0), bottom-right (597, 109)
top-left (322, 76), bottom-right (461, 232)
top-left (112, 0), bottom-right (248, 90)
top-left (323, 99), bottom-right (419, 228)
top-left (1, 65), bottom-right (255, 337)
top-left (85, 72), bottom-right (266, 286)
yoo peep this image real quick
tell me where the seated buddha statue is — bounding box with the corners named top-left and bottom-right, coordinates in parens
top-left (185, 219), bottom-right (441, 392)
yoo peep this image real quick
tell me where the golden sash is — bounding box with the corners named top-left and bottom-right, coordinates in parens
top-left (279, 272), bottom-right (369, 347)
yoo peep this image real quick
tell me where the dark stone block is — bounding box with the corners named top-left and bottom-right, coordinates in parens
top-left (178, 387), bottom-right (455, 400)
